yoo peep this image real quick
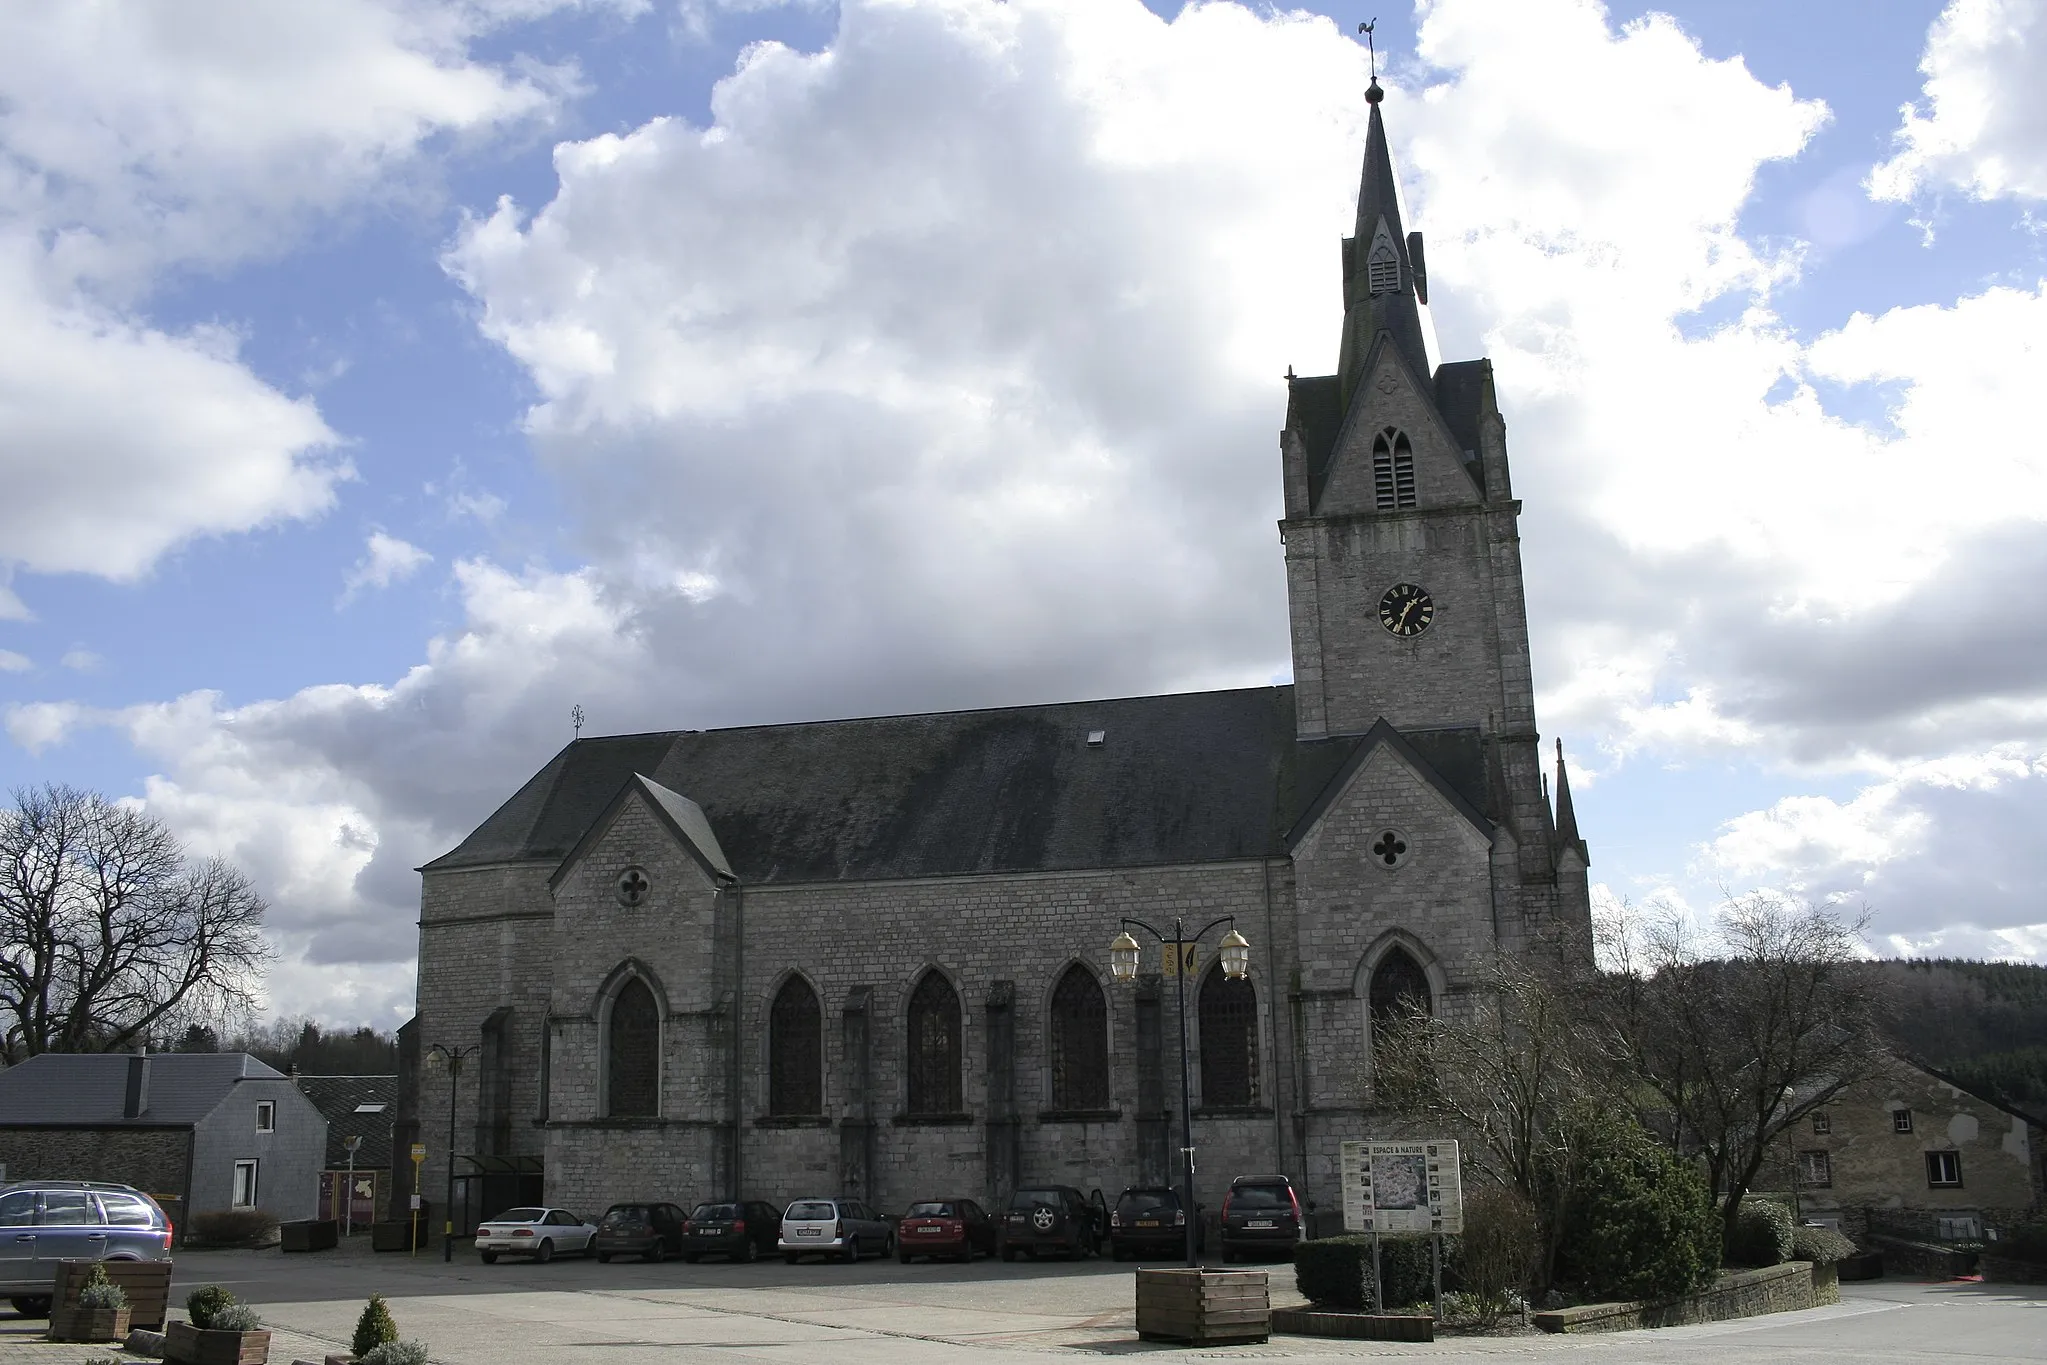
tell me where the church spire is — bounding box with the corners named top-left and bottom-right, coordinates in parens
top-left (1553, 739), bottom-right (1585, 852)
top-left (1336, 76), bottom-right (1431, 411)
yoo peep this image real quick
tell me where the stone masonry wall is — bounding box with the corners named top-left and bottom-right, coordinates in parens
top-left (0, 1127), bottom-right (190, 1205)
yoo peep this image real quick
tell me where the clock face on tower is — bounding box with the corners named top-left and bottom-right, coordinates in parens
top-left (1378, 582), bottom-right (1435, 637)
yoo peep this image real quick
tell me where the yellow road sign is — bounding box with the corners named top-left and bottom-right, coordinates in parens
top-left (410, 1143), bottom-right (426, 1163)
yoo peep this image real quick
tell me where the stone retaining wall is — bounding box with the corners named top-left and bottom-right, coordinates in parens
top-left (1533, 1262), bottom-right (1823, 1334)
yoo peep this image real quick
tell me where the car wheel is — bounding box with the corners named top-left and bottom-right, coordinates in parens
top-left (883, 1232), bottom-right (896, 1258)
top-left (598, 1252), bottom-right (613, 1263)
top-left (783, 1253), bottom-right (800, 1265)
top-left (737, 1238), bottom-right (756, 1264)
top-left (10, 1296), bottom-right (51, 1318)
top-left (479, 1251), bottom-right (499, 1264)
top-left (1001, 1245), bottom-right (1017, 1263)
top-left (1111, 1245), bottom-right (1126, 1262)
top-left (684, 1252), bottom-right (700, 1264)
top-left (898, 1248), bottom-right (912, 1265)
top-left (535, 1239), bottom-right (554, 1264)
top-left (646, 1241), bottom-right (666, 1264)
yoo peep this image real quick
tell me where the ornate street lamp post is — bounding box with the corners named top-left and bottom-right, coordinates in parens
top-left (423, 1042), bottom-right (480, 1262)
top-left (1108, 918), bottom-right (1251, 1267)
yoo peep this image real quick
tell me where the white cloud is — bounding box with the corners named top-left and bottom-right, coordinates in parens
top-left (59, 649), bottom-right (101, 672)
top-left (341, 532), bottom-right (435, 602)
top-left (1870, 0), bottom-right (2047, 203)
top-left (0, 650), bottom-right (28, 674)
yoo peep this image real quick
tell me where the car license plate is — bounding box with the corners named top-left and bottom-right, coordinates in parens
top-left (1246, 1219), bottom-right (1276, 1229)
top-left (1136, 1219), bottom-right (1159, 1228)
top-left (915, 1227), bottom-right (941, 1234)
top-left (696, 1228), bottom-right (719, 1235)
top-left (797, 1228), bottom-right (820, 1237)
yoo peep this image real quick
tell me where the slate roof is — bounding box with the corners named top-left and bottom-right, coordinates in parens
top-left (1288, 360), bottom-right (1494, 513)
top-left (295, 1075), bottom-right (398, 1169)
top-left (426, 686), bottom-right (1497, 882)
top-left (0, 1052), bottom-right (284, 1127)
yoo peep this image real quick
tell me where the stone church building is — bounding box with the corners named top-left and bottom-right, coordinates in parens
top-left (410, 84), bottom-right (1594, 1227)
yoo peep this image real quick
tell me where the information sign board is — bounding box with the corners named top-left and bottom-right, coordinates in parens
top-left (1339, 1139), bottom-right (1463, 1235)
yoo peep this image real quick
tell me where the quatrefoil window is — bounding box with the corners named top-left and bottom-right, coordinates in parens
top-left (1371, 830), bottom-right (1410, 870)
top-left (616, 866), bottom-right (651, 907)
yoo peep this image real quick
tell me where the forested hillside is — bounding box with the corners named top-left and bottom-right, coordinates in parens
top-left (1872, 959), bottom-right (2047, 1116)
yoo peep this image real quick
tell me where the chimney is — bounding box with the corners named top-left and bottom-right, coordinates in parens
top-left (123, 1050), bottom-right (151, 1119)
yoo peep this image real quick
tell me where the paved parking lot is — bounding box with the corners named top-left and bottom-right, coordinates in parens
top-left (4, 1245), bottom-right (2043, 1362)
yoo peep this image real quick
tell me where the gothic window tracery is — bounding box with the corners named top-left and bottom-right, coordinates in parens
top-left (606, 975), bottom-right (659, 1117)
top-left (1048, 964), bottom-right (1109, 1110)
top-left (1373, 429), bottom-right (1416, 510)
top-left (769, 975), bottom-right (822, 1116)
top-left (906, 970), bottom-right (963, 1115)
top-left (1198, 966), bottom-right (1259, 1108)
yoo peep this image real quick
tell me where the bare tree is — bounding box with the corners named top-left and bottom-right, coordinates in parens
top-left (0, 784), bottom-right (270, 1062)
top-left (1599, 891), bottom-right (1879, 1250)
top-left (1368, 947), bottom-right (1625, 1290)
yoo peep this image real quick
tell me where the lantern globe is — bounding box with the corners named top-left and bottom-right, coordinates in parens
top-left (1109, 931), bottom-right (1142, 982)
top-left (1219, 928), bottom-right (1251, 980)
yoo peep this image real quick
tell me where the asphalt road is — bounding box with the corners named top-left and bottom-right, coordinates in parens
top-left (53, 1245), bottom-right (2047, 1362)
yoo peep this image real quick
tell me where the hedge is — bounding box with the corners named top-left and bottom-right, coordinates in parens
top-left (1727, 1200), bottom-right (1796, 1268)
top-left (1789, 1225), bottom-right (1857, 1266)
top-left (1293, 1234), bottom-right (1457, 1312)
top-left (1556, 1114), bottom-right (1720, 1302)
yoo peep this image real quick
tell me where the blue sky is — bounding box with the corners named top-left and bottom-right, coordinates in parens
top-left (3, 0), bottom-right (2045, 1026)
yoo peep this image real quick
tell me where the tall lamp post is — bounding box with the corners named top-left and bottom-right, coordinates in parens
top-left (1108, 918), bottom-right (1251, 1268)
top-left (424, 1042), bottom-right (479, 1263)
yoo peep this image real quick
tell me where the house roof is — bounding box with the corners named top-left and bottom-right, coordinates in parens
top-left (1904, 1056), bottom-right (2047, 1132)
top-left (0, 1052), bottom-right (285, 1127)
top-left (294, 1075), bottom-right (399, 1169)
top-left (425, 686), bottom-right (1499, 883)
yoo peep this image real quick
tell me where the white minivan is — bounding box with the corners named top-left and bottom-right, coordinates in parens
top-left (778, 1197), bottom-right (894, 1263)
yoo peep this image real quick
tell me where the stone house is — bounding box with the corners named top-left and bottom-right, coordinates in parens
top-left (1791, 1053), bottom-right (2044, 1241)
top-left (410, 81), bottom-right (1595, 1229)
top-left (0, 1052), bottom-right (326, 1235)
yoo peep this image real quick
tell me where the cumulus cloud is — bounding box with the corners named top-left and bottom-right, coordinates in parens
top-left (341, 532), bottom-right (435, 603)
top-left (0, 650), bottom-right (28, 674)
top-left (58, 649), bottom-right (101, 672)
top-left (1870, 0), bottom-right (2047, 203)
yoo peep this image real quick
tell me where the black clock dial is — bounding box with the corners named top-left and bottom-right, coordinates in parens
top-left (1378, 582), bottom-right (1434, 637)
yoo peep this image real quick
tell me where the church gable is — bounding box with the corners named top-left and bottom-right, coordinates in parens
top-left (1316, 337), bottom-right (1483, 517)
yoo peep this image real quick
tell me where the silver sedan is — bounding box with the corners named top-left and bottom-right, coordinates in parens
top-left (475, 1207), bottom-right (597, 1263)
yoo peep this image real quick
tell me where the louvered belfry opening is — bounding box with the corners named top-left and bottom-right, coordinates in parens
top-left (1367, 234), bottom-right (1401, 295)
top-left (769, 975), bottom-right (822, 1115)
top-left (906, 970), bottom-right (963, 1115)
top-left (1372, 429), bottom-right (1417, 511)
top-left (1198, 965), bottom-right (1259, 1107)
top-left (1048, 964), bottom-right (1109, 1110)
top-left (606, 976), bottom-right (659, 1117)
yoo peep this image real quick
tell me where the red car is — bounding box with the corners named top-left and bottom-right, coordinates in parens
top-left (896, 1198), bottom-right (996, 1262)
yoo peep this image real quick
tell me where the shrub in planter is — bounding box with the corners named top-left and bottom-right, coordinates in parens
top-left (359, 1340), bottom-right (429, 1365)
top-left (1727, 1200), bottom-right (1796, 1268)
top-left (1556, 1114), bottom-right (1719, 1303)
top-left (191, 1210), bottom-right (280, 1248)
top-left (78, 1264), bottom-right (130, 1311)
top-left (210, 1305), bottom-right (262, 1334)
top-left (353, 1295), bottom-right (401, 1358)
top-left (186, 1287), bottom-right (238, 1331)
top-left (1294, 1236), bottom-right (1374, 1311)
top-left (1790, 1225), bottom-right (1857, 1266)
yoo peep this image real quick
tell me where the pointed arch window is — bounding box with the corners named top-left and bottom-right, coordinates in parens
top-left (1049, 964), bottom-right (1109, 1110)
top-left (1373, 429), bottom-right (1416, 511)
top-left (906, 971), bottom-right (963, 1116)
top-left (1367, 227), bottom-right (1401, 296)
top-left (1368, 947), bottom-right (1433, 1073)
top-left (1198, 966), bottom-right (1259, 1108)
top-left (606, 976), bottom-right (659, 1117)
top-left (769, 975), bottom-right (822, 1116)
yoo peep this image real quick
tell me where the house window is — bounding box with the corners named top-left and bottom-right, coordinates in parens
top-left (1893, 1108), bottom-right (1914, 1134)
top-left (255, 1101), bottom-right (275, 1133)
top-left (1925, 1151), bottom-right (1962, 1187)
top-left (1048, 964), bottom-right (1110, 1111)
top-left (768, 975), bottom-right (823, 1116)
top-left (1797, 1150), bottom-right (1832, 1189)
top-left (1811, 1111), bottom-right (1830, 1136)
top-left (232, 1160), bottom-right (259, 1208)
top-left (1371, 430), bottom-right (1417, 511)
top-left (606, 976), bottom-right (660, 1117)
top-left (906, 970), bottom-right (963, 1116)
top-left (1198, 966), bottom-right (1259, 1108)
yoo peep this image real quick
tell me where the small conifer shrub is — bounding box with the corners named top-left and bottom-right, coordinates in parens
top-left (353, 1294), bottom-right (400, 1358)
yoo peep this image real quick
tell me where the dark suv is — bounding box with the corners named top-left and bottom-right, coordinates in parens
top-left (0, 1181), bottom-right (173, 1317)
top-left (999, 1186), bottom-right (1104, 1261)
top-left (1108, 1186), bottom-right (1200, 1261)
top-left (1219, 1174), bottom-right (1303, 1261)
top-left (683, 1200), bottom-right (782, 1262)
top-left (594, 1202), bottom-right (688, 1262)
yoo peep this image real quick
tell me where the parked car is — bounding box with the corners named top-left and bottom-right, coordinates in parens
top-left (1108, 1186), bottom-right (1201, 1261)
top-left (594, 1202), bottom-right (688, 1263)
top-left (998, 1185), bottom-right (1104, 1261)
top-left (1219, 1174), bottom-right (1303, 1262)
top-left (778, 1197), bottom-right (894, 1263)
top-left (895, 1198), bottom-right (996, 1262)
top-left (682, 1200), bottom-right (782, 1263)
top-left (0, 1180), bottom-right (172, 1318)
top-left (475, 1207), bottom-right (598, 1263)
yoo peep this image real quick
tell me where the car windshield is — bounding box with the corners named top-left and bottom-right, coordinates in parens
top-left (493, 1208), bottom-right (546, 1223)
top-left (1117, 1190), bottom-right (1181, 1216)
top-left (692, 1204), bottom-right (739, 1220)
top-left (786, 1201), bottom-right (836, 1221)
top-left (602, 1207), bottom-right (649, 1225)
top-left (1011, 1189), bottom-right (1063, 1211)
top-left (905, 1202), bottom-right (955, 1218)
top-left (1230, 1186), bottom-right (1289, 1209)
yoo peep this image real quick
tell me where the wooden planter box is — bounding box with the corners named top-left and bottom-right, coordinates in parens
top-left (370, 1220), bottom-right (426, 1253)
top-left (1134, 1268), bottom-right (1270, 1345)
top-left (53, 1259), bottom-right (174, 1331)
top-left (165, 1319), bottom-right (272, 1365)
top-left (47, 1305), bottom-right (131, 1342)
top-left (280, 1220), bottom-right (339, 1252)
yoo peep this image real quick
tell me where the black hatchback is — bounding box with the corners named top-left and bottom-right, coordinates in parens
top-left (683, 1200), bottom-right (782, 1262)
top-left (1220, 1175), bottom-right (1303, 1261)
top-left (1109, 1186), bottom-right (1200, 1260)
top-left (594, 1202), bottom-right (688, 1262)
top-left (999, 1186), bottom-right (1105, 1261)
